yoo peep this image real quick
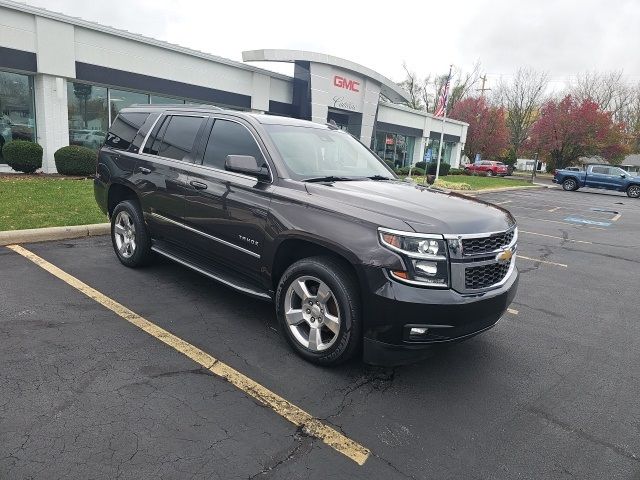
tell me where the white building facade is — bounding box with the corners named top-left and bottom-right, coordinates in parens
top-left (0, 0), bottom-right (467, 173)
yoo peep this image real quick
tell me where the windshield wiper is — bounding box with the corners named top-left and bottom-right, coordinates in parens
top-left (302, 176), bottom-right (354, 183)
top-left (367, 175), bottom-right (393, 181)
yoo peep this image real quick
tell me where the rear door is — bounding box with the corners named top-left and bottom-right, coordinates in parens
top-left (134, 113), bottom-right (208, 243)
top-left (184, 117), bottom-right (273, 281)
top-left (585, 166), bottom-right (609, 188)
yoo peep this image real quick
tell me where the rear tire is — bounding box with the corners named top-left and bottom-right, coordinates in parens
top-left (486, 170), bottom-right (494, 177)
top-left (562, 178), bottom-right (578, 191)
top-left (111, 200), bottom-right (153, 267)
top-left (627, 184), bottom-right (640, 198)
top-left (275, 256), bottom-right (361, 366)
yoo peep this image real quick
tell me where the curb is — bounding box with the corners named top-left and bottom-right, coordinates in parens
top-left (0, 223), bottom-right (110, 246)
top-left (468, 184), bottom-right (550, 194)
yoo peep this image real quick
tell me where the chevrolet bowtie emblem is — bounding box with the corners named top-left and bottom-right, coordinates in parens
top-left (496, 248), bottom-right (513, 264)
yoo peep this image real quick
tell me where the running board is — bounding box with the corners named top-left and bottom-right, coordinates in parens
top-left (151, 245), bottom-right (272, 301)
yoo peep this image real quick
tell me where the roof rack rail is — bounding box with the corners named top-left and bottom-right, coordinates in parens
top-left (127, 103), bottom-right (224, 110)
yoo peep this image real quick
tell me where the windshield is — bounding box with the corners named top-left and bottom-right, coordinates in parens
top-left (263, 124), bottom-right (395, 180)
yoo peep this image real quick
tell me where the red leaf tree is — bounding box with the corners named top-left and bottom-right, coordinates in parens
top-left (450, 97), bottom-right (509, 162)
top-left (529, 95), bottom-right (628, 169)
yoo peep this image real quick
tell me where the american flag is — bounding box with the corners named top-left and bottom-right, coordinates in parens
top-left (434, 78), bottom-right (450, 117)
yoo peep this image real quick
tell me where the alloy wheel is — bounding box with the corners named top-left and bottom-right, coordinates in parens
top-left (629, 185), bottom-right (640, 198)
top-left (113, 210), bottom-right (137, 259)
top-left (284, 275), bottom-right (341, 352)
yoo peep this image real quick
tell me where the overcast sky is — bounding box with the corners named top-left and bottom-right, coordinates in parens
top-left (24, 0), bottom-right (640, 92)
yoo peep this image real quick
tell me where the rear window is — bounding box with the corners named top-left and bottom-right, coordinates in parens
top-left (105, 112), bottom-right (150, 151)
top-left (153, 115), bottom-right (205, 162)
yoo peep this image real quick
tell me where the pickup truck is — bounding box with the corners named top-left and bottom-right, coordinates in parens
top-left (554, 165), bottom-right (640, 198)
top-left (95, 105), bottom-right (519, 366)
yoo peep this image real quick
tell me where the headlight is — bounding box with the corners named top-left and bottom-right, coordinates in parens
top-left (378, 228), bottom-right (449, 288)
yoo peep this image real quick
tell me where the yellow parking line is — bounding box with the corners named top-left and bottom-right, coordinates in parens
top-left (6, 244), bottom-right (370, 466)
top-left (507, 308), bottom-right (519, 315)
top-left (611, 213), bottom-right (621, 222)
top-left (519, 230), bottom-right (592, 244)
top-left (517, 255), bottom-right (568, 268)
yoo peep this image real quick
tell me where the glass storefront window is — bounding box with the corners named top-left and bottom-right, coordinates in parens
top-left (426, 138), bottom-right (455, 165)
top-left (109, 89), bottom-right (149, 120)
top-left (67, 82), bottom-right (108, 150)
top-left (150, 95), bottom-right (184, 105)
top-left (0, 70), bottom-right (36, 161)
top-left (371, 131), bottom-right (415, 168)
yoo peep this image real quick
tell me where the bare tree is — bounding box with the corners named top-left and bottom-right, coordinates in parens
top-left (398, 62), bottom-right (425, 110)
top-left (496, 68), bottom-right (549, 159)
top-left (448, 61), bottom-right (482, 112)
top-left (570, 70), bottom-right (633, 123)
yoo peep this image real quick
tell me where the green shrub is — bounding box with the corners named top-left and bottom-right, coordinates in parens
top-left (414, 161), bottom-right (427, 170)
top-left (448, 168), bottom-right (464, 175)
top-left (397, 166), bottom-right (426, 176)
top-left (54, 145), bottom-right (97, 176)
top-left (2, 140), bottom-right (43, 173)
top-left (383, 159), bottom-right (395, 170)
top-left (426, 162), bottom-right (451, 176)
top-left (462, 168), bottom-right (488, 177)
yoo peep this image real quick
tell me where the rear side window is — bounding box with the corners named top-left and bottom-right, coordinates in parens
top-left (591, 166), bottom-right (608, 174)
top-left (105, 112), bottom-right (150, 150)
top-left (202, 119), bottom-right (264, 170)
top-left (145, 115), bottom-right (205, 161)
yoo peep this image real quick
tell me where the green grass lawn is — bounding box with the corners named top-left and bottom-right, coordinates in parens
top-left (0, 176), bottom-right (107, 231)
top-left (402, 174), bottom-right (533, 190)
top-left (439, 175), bottom-right (532, 190)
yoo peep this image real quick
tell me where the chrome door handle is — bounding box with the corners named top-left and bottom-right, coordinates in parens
top-left (190, 180), bottom-right (208, 190)
top-left (138, 167), bottom-right (151, 174)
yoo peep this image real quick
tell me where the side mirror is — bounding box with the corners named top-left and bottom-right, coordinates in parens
top-left (621, 174), bottom-right (626, 178)
top-left (225, 155), bottom-right (269, 180)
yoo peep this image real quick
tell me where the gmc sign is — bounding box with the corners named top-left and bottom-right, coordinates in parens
top-left (333, 75), bottom-right (360, 92)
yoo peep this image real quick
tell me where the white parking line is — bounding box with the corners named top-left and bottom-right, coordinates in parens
top-left (611, 213), bottom-right (621, 222)
top-left (548, 206), bottom-right (561, 212)
top-left (519, 230), bottom-right (592, 244)
top-left (516, 216), bottom-right (608, 230)
top-left (507, 308), bottom-right (519, 315)
top-left (517, 255), bottom-right (568, 268)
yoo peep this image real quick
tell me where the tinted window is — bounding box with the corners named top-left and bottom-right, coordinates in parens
top-left (105, 112), bottom-right (149, 150)
top-left (130, 113), bottom-right (160, 153)
top-left (203, 119), bottom-right (264, 170)
top-left (591, 166), bottom-right (608, 174)
top-left (154, 115), bottom-right (205, 161)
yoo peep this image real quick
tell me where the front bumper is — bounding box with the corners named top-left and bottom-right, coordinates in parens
top-left (360, 265), bottom-right (518, 366)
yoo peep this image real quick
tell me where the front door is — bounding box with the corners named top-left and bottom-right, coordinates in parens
top-left (184, 117), bottom-right (272, 281)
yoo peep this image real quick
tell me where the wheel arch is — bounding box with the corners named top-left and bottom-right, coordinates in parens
top-left (107, 182), bottom-right (140, 217)
top-left (269, 235), bottom-right (363, 292)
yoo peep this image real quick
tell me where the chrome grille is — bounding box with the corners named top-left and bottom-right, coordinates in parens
top-left (464, 262), bottom-right (511, 290)
top-left (462, 230), bottom-right (515, 256)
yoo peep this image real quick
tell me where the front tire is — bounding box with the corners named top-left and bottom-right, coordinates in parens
top-left (562, 178), bottom-right (578, 191)
top-left (486, 170), bottom-right (494, 177)
top-left (627, 184), bottom-right (640, 198)
top-left (276, 256), bottom-right (361, 366)
top-left (111, 200), bottom-right (153, 267)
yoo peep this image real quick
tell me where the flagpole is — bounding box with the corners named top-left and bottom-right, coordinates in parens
top-left (435, 64), bottom-right (453, 181)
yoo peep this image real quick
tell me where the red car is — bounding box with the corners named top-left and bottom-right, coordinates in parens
top-left (464, 161), bottom-right (509, 176)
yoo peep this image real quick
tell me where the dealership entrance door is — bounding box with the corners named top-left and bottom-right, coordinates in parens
top-left (327, 109), bottom-right (362, 137)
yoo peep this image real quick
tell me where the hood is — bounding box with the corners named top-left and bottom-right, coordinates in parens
top-left (305, 180), bottom-right (515, 235)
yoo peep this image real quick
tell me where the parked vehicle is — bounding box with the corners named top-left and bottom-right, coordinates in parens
top-left (553, 165), bottom-right (640, 198)
top-left (464, 161), bottom-right (509, 176)
top-left (95, 105), bottom-right (519, 366)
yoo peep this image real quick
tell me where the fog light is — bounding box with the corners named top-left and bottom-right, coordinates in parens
top-left (414, 261), bottom-right (438, 276)
top-left (410, 327), bottom-right (429, 335)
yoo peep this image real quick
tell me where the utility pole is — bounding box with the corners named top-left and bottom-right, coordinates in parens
top-left (476, 74), bottom-right (491, 97)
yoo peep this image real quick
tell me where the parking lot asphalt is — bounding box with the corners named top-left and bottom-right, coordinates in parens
top-left (2, 187), bottom-right (639, 480)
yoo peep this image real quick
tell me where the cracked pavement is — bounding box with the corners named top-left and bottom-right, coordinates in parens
top-left (1, 187), bottom-right (640, 479)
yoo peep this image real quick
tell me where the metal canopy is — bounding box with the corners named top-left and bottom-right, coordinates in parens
top-left (242, 49), bottom-right (411, 104)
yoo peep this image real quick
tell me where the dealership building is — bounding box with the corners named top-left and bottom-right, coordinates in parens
top-left (0, 0), bottom-right (468, 174)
